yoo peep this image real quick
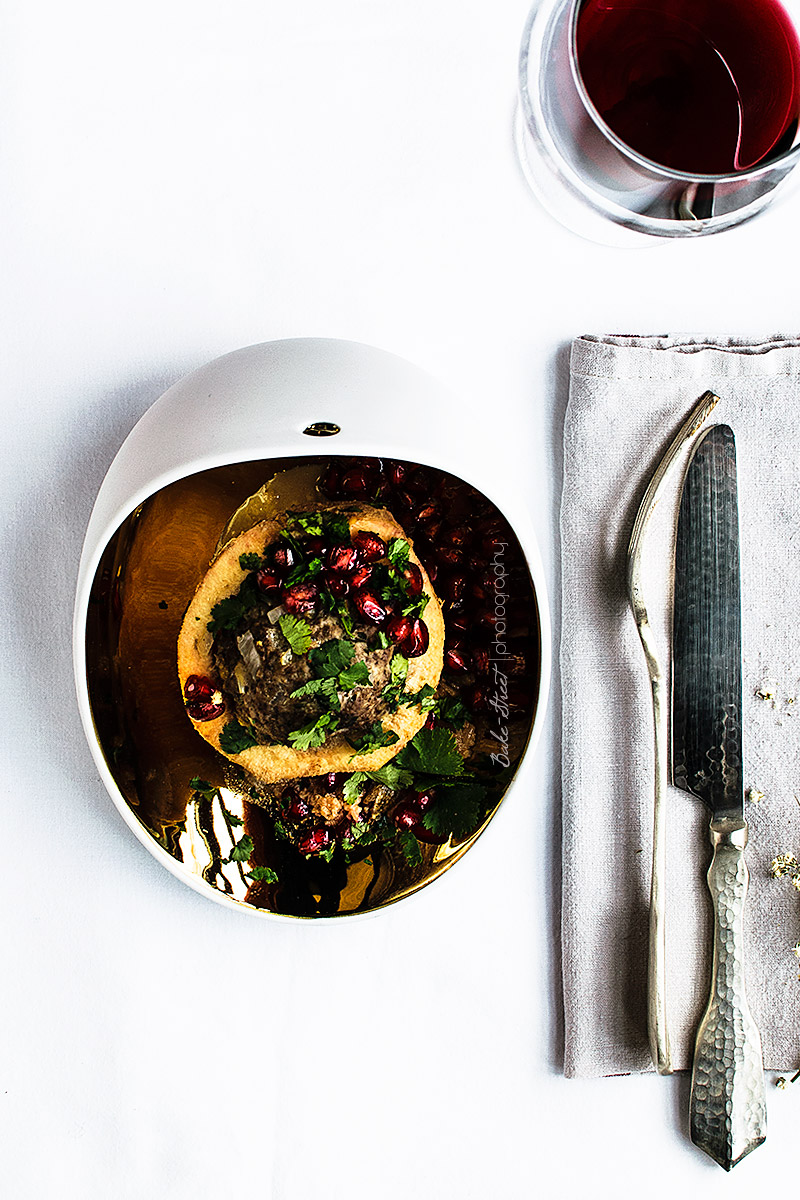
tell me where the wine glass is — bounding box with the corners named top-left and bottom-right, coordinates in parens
top-left (516, 0), bottom-right (800, 243)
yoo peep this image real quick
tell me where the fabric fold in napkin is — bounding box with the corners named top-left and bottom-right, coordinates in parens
top-left (562, 334), bottom-right (800, 1078)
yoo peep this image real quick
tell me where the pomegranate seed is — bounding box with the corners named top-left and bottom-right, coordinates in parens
top-left (322, 570), bottom-right (350, 598)
top-left (327, 772), bottom-right (338, 788)
top-left (438, 545), bottom-right (465, 568)
top-left (401, 562), bottom-right (423, 599)
top-left (385, 614), bottom-right (414, 644)
top-left (476, 514), bottom-right (506, 538)
top-left (425, 560), bottom-right (439, 584)
top-left (448, 611), bottom-right (470, 634)
top-left (349, 563), bottom-right (374, 588)
top-left (414, 501), bottom-right (441, 525)
top-left (184, 675), bottom-right (225, 721)
top-left (270, 543), bottom-right (297, 572)
top-left (305, 535), bottom-right (326, 555)
top-left (418, 516), bottom-right (443, 542)
top-left (385, 460), bottom-right (408, 490)
top-left (339, 465), bottom-right (377, 498)
top-left (412, 824), bottom-right (449, 845)
top-left (442, 526), bottom-right (471, 549)
top-left (352, 589), bottom-right (387, 625)
top-left (506, 681), bottom-right (529, 713)
top-left (282, 581), bottom-right (319, 615)
top-left (394, 802), bottom-right (423, 831)
top-left (392, 488), bottom-right (416, 515)
top-left (467, 682), bottom-right (490, 713)
top-left (444, 643), bottom-right (471, 673)
top-left (284, 791), bottom-right (311, 821)
top-left (397, 617), bottom-right (429, 658)
top-left (472, 647), bottom-right (491, 676)
top-left (256, 567), bottom-right (282, 596)
top-left (424, 713), bottom-right (437, 730)
top-left (320, 464), bottom-right (342, 497)
top-left (415, 791), bottom-right (436, 813)
top-left (407, 468), bottom-right (436, 498)
top-left (441, 572), bottom-right (467, 608)
top-left (326, 544), bottom-right (359, 573)
top-left (469, 579), bottom-right (490, 604)
top-left (352, 531), bottom-right (386, 562)
top-left (474, 604), bottom-right (499, 629)
top-left (298, 828), bottom-right (332, 856)
top-left (480, 532), bottom-right (511, 557)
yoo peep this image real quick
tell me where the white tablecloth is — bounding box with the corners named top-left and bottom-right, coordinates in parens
top-left (3, 1), bottom-right (800, 1195)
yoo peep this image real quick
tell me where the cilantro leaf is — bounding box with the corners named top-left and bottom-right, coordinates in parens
top-left (421, 781), bottom-right (484, 840)
top-left (207, 574), bottom-right (261, 633)
top-left (343, 772), bottom-right (368, 803)
top-left (309, 638), bottom-right (354, 678)
top-left (365, 761), bottom-right (414, 791)
top-left (373, 630), bottom-right (391, 650)
top-left (336, 599), bottom-right (355, 638)
top-left (338, 661), bottom-right (371, 689)
top-left (346, 821), bottom-right (374, 846)
top-left (189, 776), bottom-right (218, 799)
top-left (349, 722), bottom-right (400, 756)
top-left (288, 710), bottom-right (340, 750)
top-left (228, 834), bottom-right (255, 862)
top-left (387, 538), bottom-right (411, 570)
top-left (278, 613), bottom-right (313, 655)
top-left (435, 695), bottom-right (469, 728)
top-left (323, 513), bottom-right (351, 542)
top-left (390, 653), bottom-right (408, 687)
top-left (394, 728), bottom-right (465, 776)
top-left (247, 865), bottom-right (279, 883)
top-left (289, 675), bottom-right (341, 710)
top-left (219, 719), bottom-right (259, 754)
top-left (239, 552), bottom-right (262, 571)
top-left (399, 683), bottom-right (437, 711)
top-left (287, 511), bottom-right (325, 537)
top-left (402, 591), bottom-right (429, 618)
top-left (397, 830), bottom-right (422, 866)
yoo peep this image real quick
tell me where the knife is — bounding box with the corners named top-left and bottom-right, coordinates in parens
top-left (672, 423), bottom-right (766, 1171)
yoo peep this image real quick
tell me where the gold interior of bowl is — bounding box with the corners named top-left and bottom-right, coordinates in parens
top-left (85, 456), bottom-right (542, 918)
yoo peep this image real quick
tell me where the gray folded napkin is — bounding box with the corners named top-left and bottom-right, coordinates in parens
top-left (562, 334), bottom-right (800, 1078)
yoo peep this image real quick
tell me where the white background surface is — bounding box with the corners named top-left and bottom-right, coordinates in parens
top-left (2, 1), bottom-right (799, 1196)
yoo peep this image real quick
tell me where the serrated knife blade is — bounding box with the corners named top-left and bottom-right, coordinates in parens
top-left (672, 424), bottom-right (766, 1170)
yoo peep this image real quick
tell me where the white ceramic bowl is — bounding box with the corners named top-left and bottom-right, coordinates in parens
top-left (73, 338), bottom-right (551, 918)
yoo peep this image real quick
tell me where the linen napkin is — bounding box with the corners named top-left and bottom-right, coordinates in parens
top-left (562, 334), bottom-right (800, 1078)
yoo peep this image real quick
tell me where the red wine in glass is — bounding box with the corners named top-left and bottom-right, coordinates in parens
top-left (575, 0), bottom-right (800, 174)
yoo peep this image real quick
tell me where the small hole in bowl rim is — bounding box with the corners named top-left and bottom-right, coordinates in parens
top-left (303, 421), bottom-right (341, 437)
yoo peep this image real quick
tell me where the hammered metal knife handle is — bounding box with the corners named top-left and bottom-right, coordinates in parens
top-left (690, 816), bottom-right (766, 1171)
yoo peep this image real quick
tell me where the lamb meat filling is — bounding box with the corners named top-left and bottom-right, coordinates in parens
top-left (212, 610), bottom-right (393, 745)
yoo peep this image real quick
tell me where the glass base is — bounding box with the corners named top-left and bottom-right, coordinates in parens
top-left (513, 104), bottom-right (657, 248)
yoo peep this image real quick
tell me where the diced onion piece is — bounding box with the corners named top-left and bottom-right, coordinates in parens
top-left (267, 603), bottom-right (286, 625)
top-left (233, 662), bottom-right (250, 694)
top-left (237, 630), bottom-right (263, 676)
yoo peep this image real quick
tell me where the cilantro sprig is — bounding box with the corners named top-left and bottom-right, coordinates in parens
top-left (309, 638), bottom-right (354, 678)
top-left (247, 865), bottom-right (279, 884)
top-left (386, 538), bottom-right (410, 570)
top-left (288, 710), bottom-right (341, 750)
top-left (219, 719), bottom-right (259, 754)
top-left (421, 780), bottom-right (484, 841)
top-left (278, 613), bottom-right (313, 655)
top-left (349, 722), bottom-right (400, 756)
top-left (394, 727), bottom-right (465, 776)
top-left (207, 574), bottom-right (261, 633)
top-left (239, 552), bottom-right (262, 571)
